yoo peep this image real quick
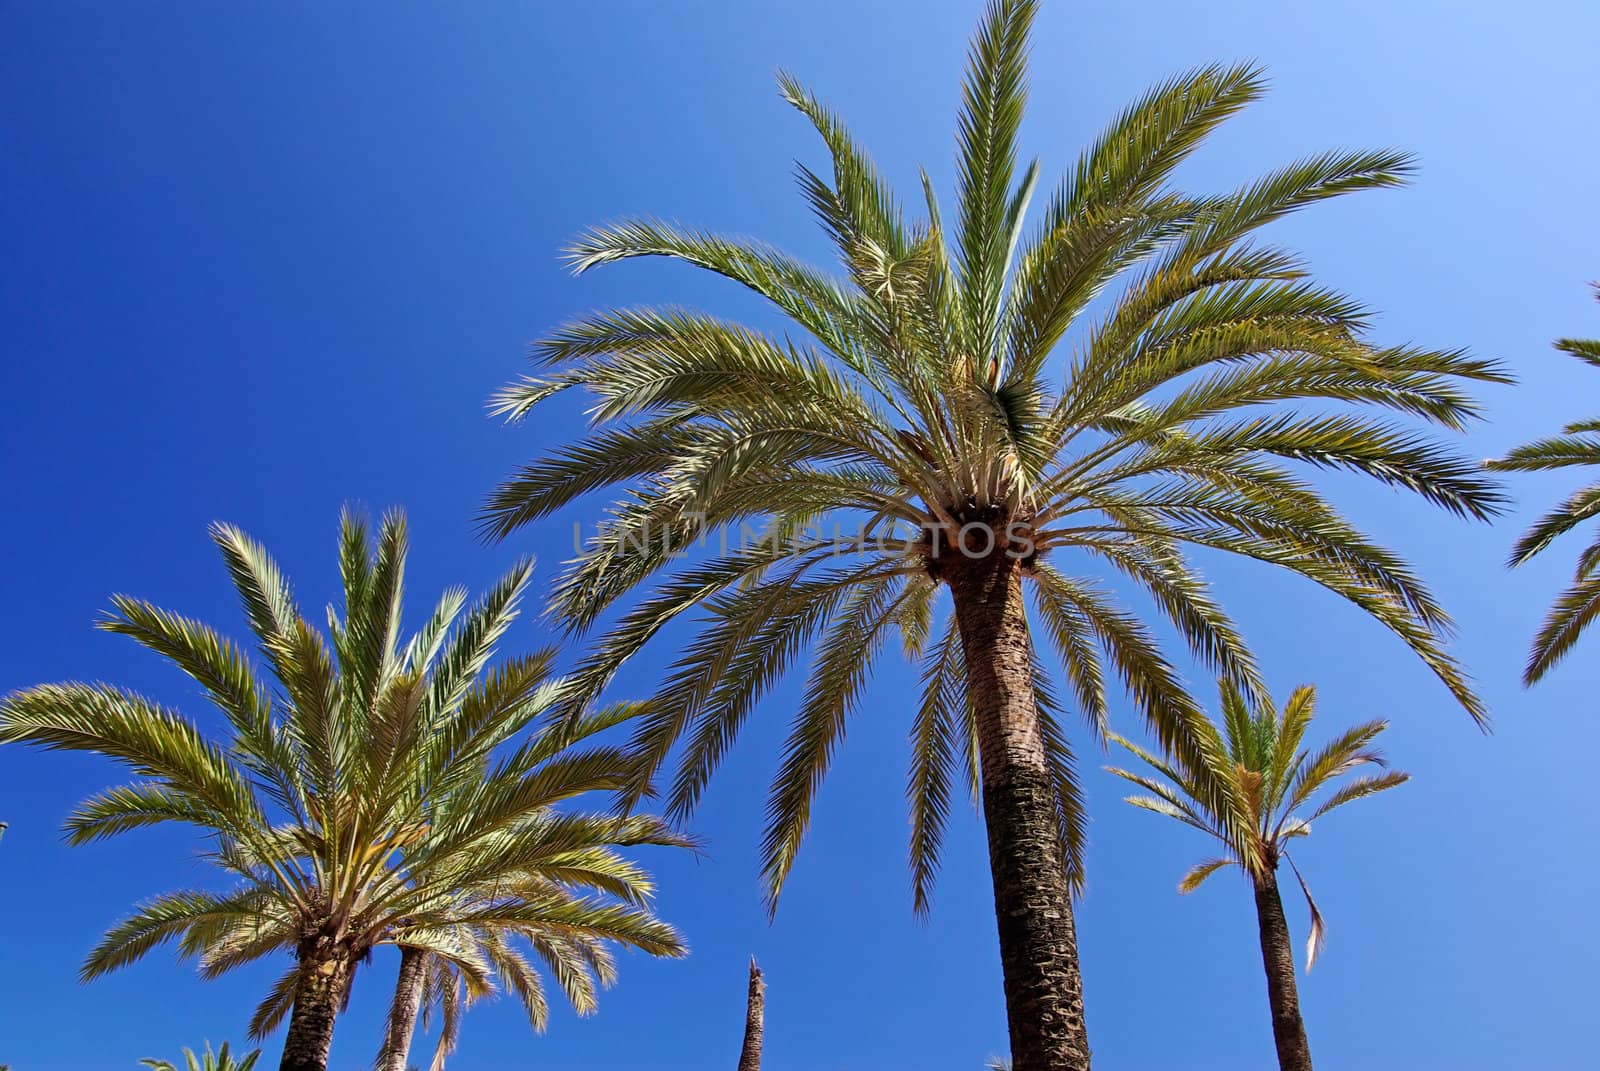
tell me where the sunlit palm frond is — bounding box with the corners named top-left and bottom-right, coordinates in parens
top-left (1177, 857), bottom-right (1235, 894)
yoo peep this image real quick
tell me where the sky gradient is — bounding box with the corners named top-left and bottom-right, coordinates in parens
top-left (2, 1), bottom-right (1597, 1068)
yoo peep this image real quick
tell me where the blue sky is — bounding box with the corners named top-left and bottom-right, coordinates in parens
top-left (2, 1), bottom-right (1597, 1068)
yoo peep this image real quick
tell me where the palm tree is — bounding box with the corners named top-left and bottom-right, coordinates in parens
top-left (483, 2), bottom-right (1501, 1065)
top-left (141, 1042), bottom-right (261, 1071)
top-left (0, 510), bottom-right (685, 1071)
top-left (736, 958), bottom-right (765, 1071)
top-left (1107, 684), bottom-right (1409, 1071)
top-left (1487, 284), bottom-right (1600, 683)
top-left (373, 809), bottom-right (692, 1071)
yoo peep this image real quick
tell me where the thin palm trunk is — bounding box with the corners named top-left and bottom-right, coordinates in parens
top-left (736, 958), bottom-right (765, 1071)
top-left (375, 946), bottom-right (427, 1071)
top-left (279, 950), bottom-right (353, 1071)
top-left (1253, 870), bottom-right (1313, 1071)
top-left (948, 546), bottom-right (1090, 1071)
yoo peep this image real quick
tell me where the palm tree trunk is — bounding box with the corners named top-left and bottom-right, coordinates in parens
top-left (947, 549), bottom-right (1090, 1071)
top-left (375, 946), bottom-right (427, 1071)
top-left (279, 952), bottom-right (352, 1071)
top-left (736, 957), bottom-right (765, 1071)
top-left (1253, 869), bottom-right (1313, 1071)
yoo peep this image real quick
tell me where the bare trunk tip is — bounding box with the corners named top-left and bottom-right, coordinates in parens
top-left (737, 956), bottom-right (766, 1071)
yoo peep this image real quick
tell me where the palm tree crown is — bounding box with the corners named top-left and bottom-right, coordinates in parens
top-left (0, 510), bottom-right (687, 1071)
top-left (1488, 283), bottom-right (1600, 683)
top-left (486, 0), bottom-right (1500, 911)
top-left (485, 2), bottom-right (1501, 1067)
top-left (141, 1042), bottom-right (261, 1071)
top-left (1108, 683), bottom-right (1408, 966)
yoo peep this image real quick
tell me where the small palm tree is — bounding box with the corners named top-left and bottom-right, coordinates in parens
top-left (0, 510), bottom-right (685, 1071)
top-left (140, 1042), bottom-right (261, 1071)
top-left (1488, 284), bottom-right (1600, 683)
top-left (374, 808), bottom-right (692, 1071)
top-left (1107, 684), bottom-right (1408, 1071)
top-left (485, 2), bottom-right (1499, 1067)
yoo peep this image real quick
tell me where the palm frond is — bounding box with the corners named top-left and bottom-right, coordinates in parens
top-left (1523, 570), bottom-right (1600, 684)
top-left (1284, 854), bottom-right (1327, 970)
top-left (908, 615), bottom-right (965, 916)
top-left (1177, 857), bottom-right (1234, 894)
top-left (954, 0), bottom-right (1037, 359)
top-left (760, 575), bottom-right (906, 911)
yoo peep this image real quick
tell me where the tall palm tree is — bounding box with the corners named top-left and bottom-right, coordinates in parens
top-left (141, 1042), bottom-right (261, 1071)
top-left (483, 2), bottom-right (1501, 1065)
top-left (0, 510), bottom-right (685, 1071)
top-left (1106, 684), bottom-right (1409, 1071)
top-left (1488, 284), bottom-right (1600, 683)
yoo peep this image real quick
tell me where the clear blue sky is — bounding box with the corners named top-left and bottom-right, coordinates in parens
top-left (2, 2), bottom-right (1597, 1068)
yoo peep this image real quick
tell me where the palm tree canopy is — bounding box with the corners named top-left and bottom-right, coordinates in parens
top-left (485, 0), bottom-right (1502, 914)
top-left (0, 509), bottom-right (688, 1044)
top-left (1488, 283), bottom-right (1600, 683)
top-left (1107, 682), bottom-right (1408, 966)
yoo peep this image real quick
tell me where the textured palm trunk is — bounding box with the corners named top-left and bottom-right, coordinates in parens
top-left (1253, 869), bottom-right (1313, 1071)
top-left (947, 547), bottom-right (1090, 1071)
top-left (279, 949), bottom-right (353, 1071)
top-left (736, 958), bottom-right (765, 1071)
top-left (375, 946), bottom-right (427, 1071)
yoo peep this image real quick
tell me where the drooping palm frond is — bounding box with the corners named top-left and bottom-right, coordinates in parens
top-left (1109, 683), bottom-right (1408, 967)
top-left (1489, 284), bottom-right (1600, 683)
top-left (485, 0), bottom-right (1499, 923)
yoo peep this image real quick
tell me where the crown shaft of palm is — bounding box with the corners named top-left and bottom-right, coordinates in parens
top-left (487, 2), bottom-right (1496, 1068)
top-left (0, 510), bottom-right (685, 1071)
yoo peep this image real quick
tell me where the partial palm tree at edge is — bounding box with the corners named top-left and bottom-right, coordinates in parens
top-left (1488, 283), bottom-right (1600, 683)
top-left (484, 1), bottom-right (1503, 1067)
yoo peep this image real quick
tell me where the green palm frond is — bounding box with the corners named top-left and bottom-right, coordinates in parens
top-left (1281, 719), bottom-right (1389, 819)
top-left (761, 574), bottom-right (908, 910)
top-left (955, 0), bottom-right (1036, 357)
top-left (1177, 857), bottom-right (1235, 894)
top-left (246, 965), bottom-right (303, 1042)
top-left (908, 614), bottom-right (967, 916)
top-left (82, 888), bottom-right (267, 982)
top-left (1489, 284), bottom-right (1600, 682)
top-left (1305, 770), bottom-right (1410, 823)
top-left (1523, 570), bottom-right (1600, 684)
